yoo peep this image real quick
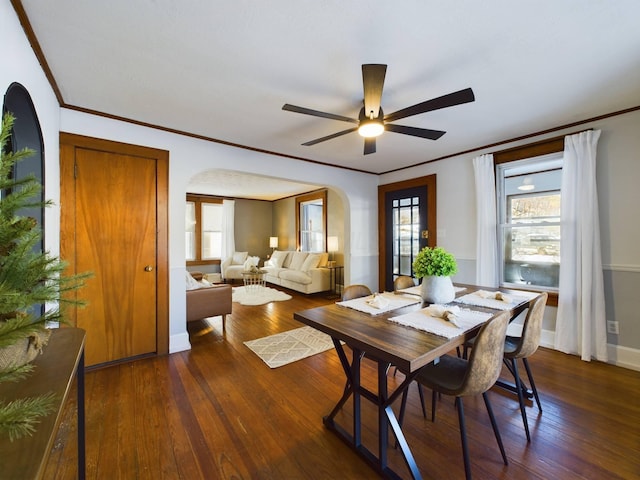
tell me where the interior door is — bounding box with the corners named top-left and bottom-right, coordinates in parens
top-left (60, 134), bottom-right (169, 367)
top-left (378, 175), bottom-right (437, 292)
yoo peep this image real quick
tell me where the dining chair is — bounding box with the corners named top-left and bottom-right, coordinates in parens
top-left (502, 292), bottom-right (547, 441)
top-left (341, 284), bottom-right (372, 301)
top-left (400, 311), bottom-right (510, 480)
top-left (393, 275), bottom-right (415, 291)
top-left (463, 292), bottom-right (547, 442)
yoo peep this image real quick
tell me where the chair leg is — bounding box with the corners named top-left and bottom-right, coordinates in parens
top-left (417, 383), bottom-right (427, 419)
top-left (455, 397), bottom-right (472, 480)
top-left (522, 357), bottom-right (542, 413)
top-left (482, 392), bottom-right (508, 466)
top-left (511, 358), bottom-right (531, 442)
top-left (431, 389), bottom-right (438, 422)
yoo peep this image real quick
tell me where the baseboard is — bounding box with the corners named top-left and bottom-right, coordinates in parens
top-left (170, 332), bottom-right (191, 354)
top-left (540, 329), bottom-right (640, 371)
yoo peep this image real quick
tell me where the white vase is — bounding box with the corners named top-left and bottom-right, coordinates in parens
top-left (420, 275), bottom-right (455, 304)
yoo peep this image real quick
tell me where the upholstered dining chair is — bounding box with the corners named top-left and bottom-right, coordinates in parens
top-left (400, 311), bottom-right (510, 480)
top-left (393, 275), bottom-right (415, 291)
top-left (502, 292), bottom-right (548, 441)
top-left (341, 284), bottom-right (372, 301)
top-left (463, 292), bottom-right (547, 442)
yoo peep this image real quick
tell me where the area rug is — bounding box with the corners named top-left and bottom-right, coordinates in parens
top-left (244, 326), bottom-right (335, 368)
top-left (232, 286), bottom-right (292, 306)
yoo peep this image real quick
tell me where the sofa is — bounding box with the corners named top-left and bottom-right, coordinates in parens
top-left (262, 250), bottom-right (330, 294)
top-left (186, 272), bottom-right (232, 327)
top-left (221, 251), bottom-right (260, 282)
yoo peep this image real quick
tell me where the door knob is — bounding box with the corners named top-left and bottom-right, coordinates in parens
top-left (144, 265), bottom-right (154, 272)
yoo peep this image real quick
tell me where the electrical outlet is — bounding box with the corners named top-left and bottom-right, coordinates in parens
top-left (607, 321), bottom-right (619, 335)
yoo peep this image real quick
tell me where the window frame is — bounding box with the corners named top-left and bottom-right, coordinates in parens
top-left (186, 194), bottom-right (223, 266)
top-left (295, 190), bottom-right (327, 253)
top-left (494, 136), bottom-right (567, 307)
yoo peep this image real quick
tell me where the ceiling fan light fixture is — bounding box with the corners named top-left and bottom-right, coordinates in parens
top-left (358, 120), bottom-right (384, 138)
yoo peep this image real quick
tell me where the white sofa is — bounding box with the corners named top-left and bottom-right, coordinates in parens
top-left (262, 250), bottom-right (330, 294)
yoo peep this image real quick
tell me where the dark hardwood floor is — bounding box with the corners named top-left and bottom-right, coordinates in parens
top-left (45, 288), bottom-right (640, 479)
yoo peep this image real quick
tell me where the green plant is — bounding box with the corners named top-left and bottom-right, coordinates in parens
top-left (0, 112), bottom-right (89, 441)
top-left (412, 246), bottom-right (458, 278)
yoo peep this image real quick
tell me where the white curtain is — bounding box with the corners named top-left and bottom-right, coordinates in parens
top-left (221, 199), bottom-right (235, 260)
top-left (555, 130), bottom-right (607, 362)
top-left (473, 154), bottom-right (499, 287)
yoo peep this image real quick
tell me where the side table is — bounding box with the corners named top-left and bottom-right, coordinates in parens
top-left (326, 265), bottom-right (344, 299)
top-left (242, 269), bottom-right (267, 293)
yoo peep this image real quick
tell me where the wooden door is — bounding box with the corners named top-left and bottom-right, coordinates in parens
top-left (60, 134), bottom-right (169, 367)
top-left (378, 175), bottom-right (437, 292)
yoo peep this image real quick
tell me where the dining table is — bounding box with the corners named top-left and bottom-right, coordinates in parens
top-left (293, 283), bottom-right (540, 480)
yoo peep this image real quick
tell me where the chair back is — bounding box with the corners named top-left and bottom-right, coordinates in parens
top-left (393, 276), bottom-right (415, 291)
top-left (512, 292), bottom-right (548, 358)
top-left (342, 284), bottom-right (372, 301)
top-left (460, 312), bottom-right (510, 397)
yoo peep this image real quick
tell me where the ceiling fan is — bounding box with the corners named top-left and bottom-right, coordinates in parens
top-left (282, 64), bottom-right (475, 155)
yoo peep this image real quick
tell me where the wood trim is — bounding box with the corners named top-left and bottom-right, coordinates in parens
top-left (377, 175), bottom-right (437, 289)
top-left (59, 132), bottom-right (170, 356)
top-left (295, 190), bottom-right (327, 251)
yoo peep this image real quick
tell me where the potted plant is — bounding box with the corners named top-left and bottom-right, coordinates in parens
top-left (412, 246), bottom-right (458, 303)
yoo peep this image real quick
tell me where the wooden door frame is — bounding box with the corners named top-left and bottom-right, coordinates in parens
top-left (378, 175), bottom-right (437, 290)
top-left (60, 132), bottom-right (170, 356)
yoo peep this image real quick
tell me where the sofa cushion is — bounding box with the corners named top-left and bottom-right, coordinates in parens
top-left (301, 253), bottom-right (322, 272)
top-left (289, 251), bottom-right (309, 270)
top-left (232, 251), bottom-right (248, 265)
top-left (279, 269), bottom-right (312, 285)
top-left (270, 250), bottom-right (288, 268)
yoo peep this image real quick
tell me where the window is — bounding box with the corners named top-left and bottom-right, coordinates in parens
top-left (186, 194), bottom-right (222, 264)
top-left (296, 190), bottom-right (327, 252)
top-left (497, 153), bottom-right (563, 290)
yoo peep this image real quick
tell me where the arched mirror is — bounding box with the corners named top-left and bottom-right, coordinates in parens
top-left (2, 82), bottom-right (45, 251)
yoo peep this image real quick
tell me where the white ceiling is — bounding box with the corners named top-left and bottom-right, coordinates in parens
top-left (18, 1), bottom-right (640, 195)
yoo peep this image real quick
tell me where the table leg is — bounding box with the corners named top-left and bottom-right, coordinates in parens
top-left (77, 349), bottom-right (86, 480)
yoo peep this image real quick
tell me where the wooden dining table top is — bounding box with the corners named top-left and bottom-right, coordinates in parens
top-left (293, 283), bottom-right (536, 373)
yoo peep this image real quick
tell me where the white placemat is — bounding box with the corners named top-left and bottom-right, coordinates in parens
top-left (453, 289), bottom-right (539, 310)
top-left (398, 285), bottom-right (467, 297)
top-left (336, 292), bottom-right (420, 316)
top-left (388, 306), bottom-right (493, 339)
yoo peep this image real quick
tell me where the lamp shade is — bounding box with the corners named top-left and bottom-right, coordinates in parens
top-left (327, 236), bottom-right (339, 253)
top-left (269, 236), bottom-right (279, 248)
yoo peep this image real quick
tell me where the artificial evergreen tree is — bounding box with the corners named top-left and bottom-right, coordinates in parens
top-left (0, 112), bottom-right (88, 441)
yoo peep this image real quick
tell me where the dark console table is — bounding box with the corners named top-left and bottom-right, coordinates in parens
top-left (0, 328), bottom-right (86, 479)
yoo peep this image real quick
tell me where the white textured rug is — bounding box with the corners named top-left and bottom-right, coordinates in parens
top-left (232, 286), bottom-right (292, 306)
top-left (244, 326), bottom-right (335, 368)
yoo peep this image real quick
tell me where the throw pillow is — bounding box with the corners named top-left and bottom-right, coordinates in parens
top-left (270, 250), bottom-right (288, 268)
top-left (185, 271), bottom-right (202, 290)
top-left (232, 251), bottom-right (248, 265)
top-left (301, 253), bottom-right (322, 272)
top-left (317, 252), bottom-right (329, 267)
top-left (243, 256), bottom-right (260, 270)
top-left (289, 251), bottom-right (309, 271)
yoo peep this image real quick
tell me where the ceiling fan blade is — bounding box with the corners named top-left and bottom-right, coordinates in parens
top-left (282, 104), bottom-right (358, 124)
top-left (362, 64), bottom-right (387, 119)
top-left (384, 87), bottom-right (475, 123)
top-left (302, 127), bottom-right (358, 146)
top-left (385, 123), bottom-right (446, 140)
top-left (364, 137), bottom-right (376, 155)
